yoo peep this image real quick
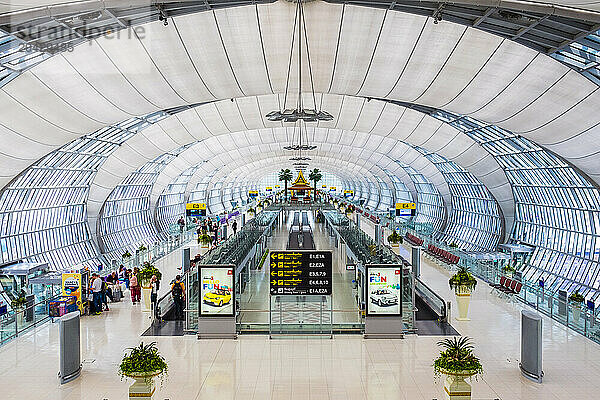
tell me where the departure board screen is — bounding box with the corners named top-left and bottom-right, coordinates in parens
top-left (270, 251), bottom-right (333, 295)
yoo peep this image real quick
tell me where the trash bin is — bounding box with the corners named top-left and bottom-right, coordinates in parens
top-left (59, 311), bottom-right (81, 384)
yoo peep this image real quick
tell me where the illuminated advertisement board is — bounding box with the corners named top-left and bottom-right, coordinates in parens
top-left (366, 265), bottom-right (402, 316)
top-left (199, 265), bottom-right (235, 317)
top-left (61, 273), bottom-right (84, 312)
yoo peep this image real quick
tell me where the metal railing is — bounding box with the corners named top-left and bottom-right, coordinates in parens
top-left (415, 278), bottom-right (447, 322)
top-left (0, 294), bottom-right (61, 345)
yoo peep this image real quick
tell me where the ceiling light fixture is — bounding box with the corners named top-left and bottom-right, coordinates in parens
top-left (267, 0), bottom-right (333, 124)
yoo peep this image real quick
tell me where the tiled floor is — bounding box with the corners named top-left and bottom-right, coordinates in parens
top-left (2, 214), bottom-right (600, 399)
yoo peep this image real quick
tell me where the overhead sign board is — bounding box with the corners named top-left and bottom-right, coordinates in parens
top-left (275, 185), bottom-right (281, 188)
top-left (248, 190), bottom-right (259, 198)
top-left (330, 187), bottom-right (336, 191)
top-left (186, 202), bottom-right (207, 217)
top-left (269, 251), bottom-right (332, 296)
top-left (366, 264), bottom-right (402, 316)
top-left (395, 202), bottom-right (416, 217)
top-left (266, 187), bottom-right (273, 192)
top-left (344, 190), bottom-right (353, 197)
top-left (322, 185), bottom-right (327, 188)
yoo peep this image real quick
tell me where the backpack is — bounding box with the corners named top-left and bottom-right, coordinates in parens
top-left (172, 281), bottom-right (183, 298)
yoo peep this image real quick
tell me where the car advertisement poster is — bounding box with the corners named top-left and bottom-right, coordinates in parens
top-left (200, 266), bottom-right (234, 316)
top-left (366, 265), bottom-right (402, 316)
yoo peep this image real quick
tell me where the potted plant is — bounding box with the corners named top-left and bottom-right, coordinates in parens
top-left (247, 207), bottom-right (256, 216)
top-left (345, 205), bottom-right (354, 216)
top-left (119, 342), bottom-right (168, 398)
top-left (433, 336), bottom-right (483, 399)
top-left (569, 290), bottom-right (585, 324)
top-left (122, 250), bottom-right (132, 260)
top-left (11, 295), bottom-right (27, 325)
top-left (501, 265), bottom-right (516, 277)
top-left (449, 242), bottom-right (459, 248)
top-left (449, 266), bottom-right (477, 321)
top-left (137, 262), bottom-right (162, 312)
top-left (387, 231), bottom-right (403, 247)
top-left (199, 233), bottom-right (213, 249)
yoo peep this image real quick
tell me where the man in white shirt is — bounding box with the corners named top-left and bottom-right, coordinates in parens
top-left (91, 273), bottom-right (103, 315)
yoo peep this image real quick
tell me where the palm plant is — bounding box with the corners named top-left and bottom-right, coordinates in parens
top-left (433, 336), bottom-right (483, 378)
top-left (278, 168), bottom-right (293, 202)
top-left (308, 168), bottom-right (322, 202)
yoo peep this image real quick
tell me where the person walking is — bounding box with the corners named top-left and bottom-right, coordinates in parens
top-left (91, 273), bottom-right (103, 315)
top-left (171, 275), bottom-right (185, 320)
top-left (101, 278), bottom-right (110, 311)
top-left (150, 275), bottom-right (159, 317)
top-left (232, 220), bottom-right (238, 236)
top-left (130, 268), bottom-right (141, 304)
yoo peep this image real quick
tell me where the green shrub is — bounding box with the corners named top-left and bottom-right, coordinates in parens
top-left (122, 251), bottom-right (132, 259)
top-left (387, 231), bottom-right (403, 244)
top-left (569, 290), bottom-right (585, 303)
top-left (11, 296), bottom-right (27, 309)
top-left (449, 266), bottom-right (477, 292)
top-left (433, 336), bottom-right (483, 379)
top-left (138, 244), bottom-right (147, 252)
top-left (118, 342), bottom-right (168, 385)
top-left (137, 262), bottom-right (162, 287)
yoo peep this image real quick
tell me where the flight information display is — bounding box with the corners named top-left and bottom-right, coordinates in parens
top-left (270, 251), bottom-right (332, 296)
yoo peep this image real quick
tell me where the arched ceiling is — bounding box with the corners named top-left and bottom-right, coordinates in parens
top-left (85, 94), bottom-right (510, 230)
top-left (0, 1), bottom-right (598, 193)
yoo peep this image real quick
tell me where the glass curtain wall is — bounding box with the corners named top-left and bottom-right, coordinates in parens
top-left (156, 166), bottom-right (199, 232)
top-left (413, 146), bottom-right (502, 251)
top-left (398, 163), bottom-right (446, 235)
top-left (429, 110), bottom-right (600, 300)
top-left (0, 111), bottom-right (172, 270)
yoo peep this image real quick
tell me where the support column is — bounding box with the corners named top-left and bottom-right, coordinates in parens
top-left (411, 246), bottom-right (421, 279)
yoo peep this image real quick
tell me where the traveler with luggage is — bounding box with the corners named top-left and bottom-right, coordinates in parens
top-left (171, 275), bottom-right (185, 320)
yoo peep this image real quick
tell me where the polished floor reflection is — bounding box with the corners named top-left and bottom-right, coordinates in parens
top-left (2, 215), bottom-right (600, 399)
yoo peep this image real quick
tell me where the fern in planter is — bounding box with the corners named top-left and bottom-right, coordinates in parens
top-left (118, 342), bottom-right (168, 385)
top-left (138, 244), bottom-right (147, 252)
top-left (137, 262), bottom-right (162, 287)
top-left (449, 266), bottom-right (477, 292)
top-left (449, 242), bottom-right (459, 248)
top-left (122, 251), bottom-right (132, 259)
top-left (569, 290), bottom-right (585, 303)
top-left (247, 207), bottom-right (256, 215)
top-left (387, 231), bottom-right (403, 244)
top-left (433, 336), bottom-right (483, 379)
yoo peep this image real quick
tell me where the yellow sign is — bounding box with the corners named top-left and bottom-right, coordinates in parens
top-left (330, 187), bottom-right (336, 191)
top-left (344, 190), bottom-right (353, 194)
top-left (322, 185), bottom-right (327, 188)
top-left (186, 203), bottom-right (206, 210)
top-left (266, 187), bottom-right (273, 191)
top-left (249, 190), bottom-right (259, 198)
top-left (275, 185), bottom-right (281, 188)
top-left (61, 273), bottom-right (83, 312)
top-left (396, 202), bottom-right (416, 209)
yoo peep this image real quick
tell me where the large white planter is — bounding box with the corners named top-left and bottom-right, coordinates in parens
top-left (125, 372), bottom-right (159, 399)
top-left (572, 306), bottom-right (581, 324)
top-left (455, 286), bottom-right (473, 321)
top-left (441, 370), bottom-right (476, 400)
top-left (142, 287), bottom-right (152, 312)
